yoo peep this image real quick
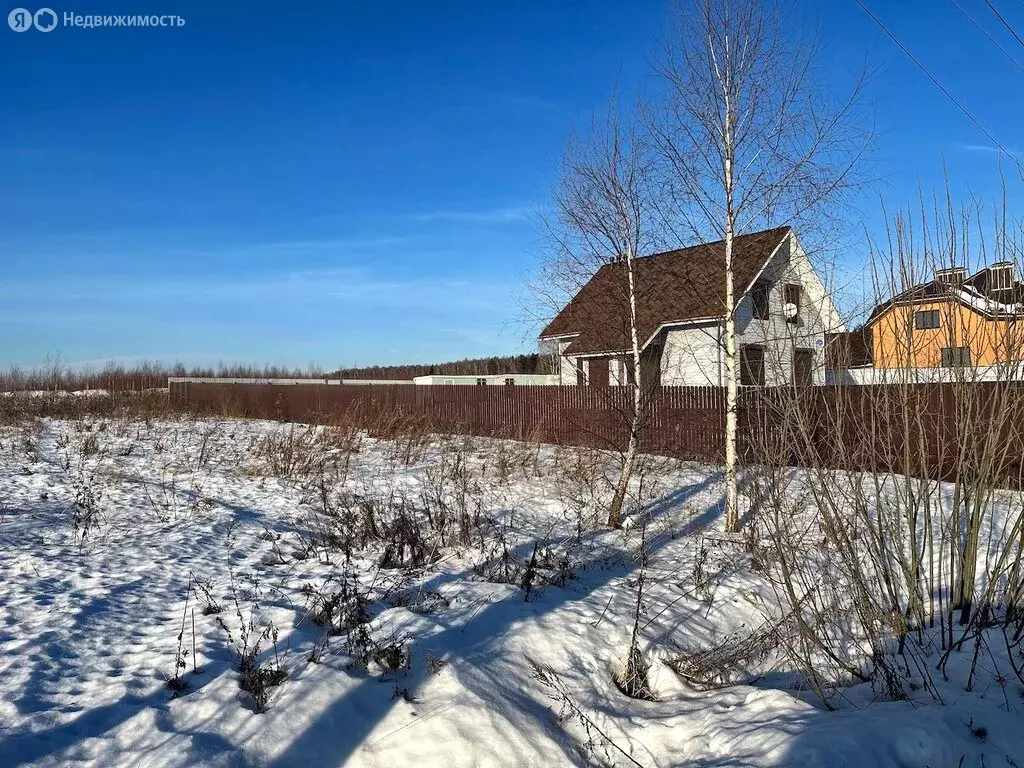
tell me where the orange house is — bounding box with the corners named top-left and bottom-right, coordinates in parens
top-left (868, 264), bottom-right (1023, 370)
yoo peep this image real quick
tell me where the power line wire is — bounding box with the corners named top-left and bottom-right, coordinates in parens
top-left (853, 0), bottom-right (1024, 174)
top-left (948, 0), bottom-right (1024, 74)
top-left (982, 0), bottom-right (1024, 52)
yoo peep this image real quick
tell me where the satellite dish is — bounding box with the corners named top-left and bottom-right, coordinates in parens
top-left (784, 302), bottom-right (799, 321)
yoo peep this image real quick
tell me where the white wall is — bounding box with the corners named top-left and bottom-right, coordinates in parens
top-left (497, 374), bottom-right (559, 385)
top-left (412, 374), bottom-right (558, 386)
top-left (660, 323), bottom-right (723, 386)
top-left (826, 364), bottom-right (1024, 385)
top-left (609, 357), bottom-right (628, 386)
top-left (733, 234), bottom-right (845, 386)
top-left (554, 338), bottom-right (584, 385)
top-left (413, 376), bottom-right (483, 385)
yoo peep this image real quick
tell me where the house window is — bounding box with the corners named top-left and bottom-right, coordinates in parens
top-left (504, 377), bottom-right (515, 386)
top-left (784, 283), bottom-right (802, 310)
top-left (476, 378), bottom-right (487, 386)
top-left (443, 378), bottom-right (455, 385)
top-left (751, 280), bottom-right (770, 320)
top-left (740, 345), bottom-right (765, 386)
top-left (991, 264), bottom-right (1013, 291)
top-left (914, 310), bottom-right (940, 330)
top-left (941, 346), bottom-right (972, 368)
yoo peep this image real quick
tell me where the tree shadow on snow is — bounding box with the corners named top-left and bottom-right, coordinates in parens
top-left (0, 468), bottom-right (726, 767)
top-left (271, 473), bottom-right (724, 767)
top-left (0, 558), bottom-right (232, 766)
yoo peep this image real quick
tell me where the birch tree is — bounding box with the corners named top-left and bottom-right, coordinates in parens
top-left (539, 102), bottom-right (661, 528)
top-left (651, 0), bottom-right (869, 531)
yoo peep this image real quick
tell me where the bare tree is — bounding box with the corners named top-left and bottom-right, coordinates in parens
top-left (743, 185), bottom-right (1024, 705)
top-left (650, 0), bottom-right (869, 531)
top-left (537, 100), bottom-right (663, 528)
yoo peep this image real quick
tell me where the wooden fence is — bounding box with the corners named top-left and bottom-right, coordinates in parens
top-left (168, 381), bottom-right (726, 461)
top-left (743, 382), bottom-right (1024, 488)
top-left (168, 380), bottom-right (1024, 487)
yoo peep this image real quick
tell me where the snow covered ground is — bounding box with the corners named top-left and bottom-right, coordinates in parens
top-left (0, 416), bottom-right (1021, 767)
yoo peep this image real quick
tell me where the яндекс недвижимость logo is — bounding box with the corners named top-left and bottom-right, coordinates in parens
top-left (7, 8), bottom-right (183, 31)
top-left (8, 7), bottom-right (56, 31)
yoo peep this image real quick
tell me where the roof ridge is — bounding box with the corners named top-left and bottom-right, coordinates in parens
top-left (635, 225), bottom-right (792, 263)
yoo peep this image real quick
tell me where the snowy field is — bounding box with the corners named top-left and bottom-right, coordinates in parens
top-left (0, 415), bottom-right (1021, 767)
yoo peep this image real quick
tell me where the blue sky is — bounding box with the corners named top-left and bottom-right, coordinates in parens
top-left (2, 0), bottom-right (1023, 370)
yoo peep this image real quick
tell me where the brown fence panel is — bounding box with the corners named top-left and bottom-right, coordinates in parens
top-left (167, 380), bottom-right (1024, 488)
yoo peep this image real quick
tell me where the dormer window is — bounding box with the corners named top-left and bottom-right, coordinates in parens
top-left (990, 262), bottom-right (1014, 291)
top-left (936, 267), bottom-right (966, 286)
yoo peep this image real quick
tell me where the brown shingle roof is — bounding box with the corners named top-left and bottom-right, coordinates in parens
top-left (539, 227), bottom-right (792, 355)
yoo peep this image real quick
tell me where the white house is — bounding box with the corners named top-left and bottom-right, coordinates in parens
top-left (538, 227), bottom-right (844, 387)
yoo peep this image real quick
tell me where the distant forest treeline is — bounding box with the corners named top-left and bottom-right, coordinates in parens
top-left (0, 361), bottom-right (318, 393)
top-left (0, 354), bottom-right (552, 392)
top-left (330, 354), bottom-right (552, 380)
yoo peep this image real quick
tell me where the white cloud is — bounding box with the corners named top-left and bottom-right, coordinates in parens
top-left (410, 205), bottom-right (533, 224)
top-left (957, 143), bottom-right (1024, 158)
